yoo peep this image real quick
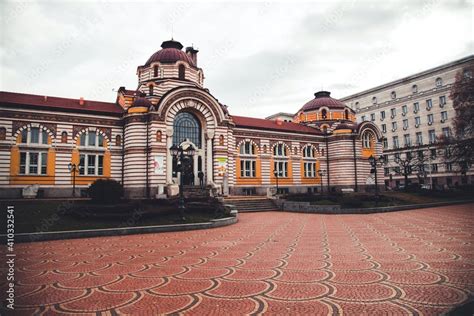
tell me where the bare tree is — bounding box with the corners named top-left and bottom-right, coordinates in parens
top-left (390, 145), bottom-right (430, 189)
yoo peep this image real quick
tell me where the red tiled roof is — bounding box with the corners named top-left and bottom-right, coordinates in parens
top-left (232, 115), bottom-right (321, 135)
top-left (0, 91), bottom-right (123, 115)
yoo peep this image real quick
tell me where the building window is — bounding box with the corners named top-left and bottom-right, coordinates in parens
top-left (153, 65), bottom-right (159, 77)
top-left (303, 145), bottom-right (316, 158)
top-left (431, 163), bottom-right (438, 173)
top-left (436, 77), bottom-right (442, 87)
top-left (442, 127), bottom-right (451, 138)
top-left (370, 113), bottom-right (375, 121)
top-left (20, 126), bottom-right (49, 145)
top-left (446, 163), bottom-right (453, 172)
top-left (413, 102), bottom-right (419, 113)
top-left (392, 121), bottom-right (397, 132)
top-left (404, 134), bottom-right (411, 147)
top-left (115, 135), bottom-right (122, 146)
top-left (372, 96), bottom-right (377, 104)
top-left (19, 152), bottom-right (48, 175)
top-left (361, 115), bottom-right (366, 122)
top-left (428, 114), bottom-right (434, 125)
top-left (273, 143), bottom-right (287, 157)
top-left (173, 112), bottom-right (201, 147)
top-left (382, 138), bottom-right (388, 149)
top-left (391, 91), bottom-right (396, 99)
top-left (429, 129), bottom-right (436, 144)
top-left (344, 109), bottom-right (349, 120)
top-left (149, 85), bottom-right (154, 96)
top-left (426, 99), bottom-right (432, 110)
top-left (240, 160), bottom-right (256, 178)
top-left (240, 141), bottom-right (256, 155)
top-left (441, 111), bottom-right (448, 122)
top-left (439, 95), bottom-right (446, 107)
top-left (393, 136), bottom-right (399, 149)
top-left (416, 132), bottom-right (423, 145)
top-left (362, 132), bottom-right (373, 148)
top-left (415, 116), bottom-right (421, 127)
top-left (219, 135), bottom-right (224, 146)
top-left (155, 131), bottom-right (161, 142)
top-left (403, 119), bottom-right (408, 130)
top-left (380, 110), bottom-right (385, 120)
top-left (402, 105), bottom-right (408, 115)
top-left (355, 102), bottom-right (360, 109)
top-left (381, 124), bottom-right (387, 133)
top-left (412, 84), bottom-right (418, 93)
top-left (390, 108), bottom-right (396, 118)
top-left (80, 130), bottom-right (104, 148)
top-left (384, 167), bottom-right (390, 176)
top-left (178, 64), bottom-right (186, 80)
top-left (60, 131), bottom-right (67, 143)
top-left (0, 127), bottom-right (6, 140)
top-left (79, 153), bottom-right (104, 176)
top-left (304, 162), bottom-right (316, 177)
top-left (274, 161), bottom-right (288, 177)
top-left (321, 109), bottom-right (328, 119)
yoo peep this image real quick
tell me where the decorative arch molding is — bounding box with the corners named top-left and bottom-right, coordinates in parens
top-left (270, 141), bottom-right (291, 156)
top-left (301, 143), bottom-right (320, 158)
top-left (236, 138), bottom-right (260, 155)
top-left (357, 121), bottom-right (383, 140)
top-left (72, 126), bottom-right (111, 149)
top-left (12, 122), bottom-right (56, 146)
top-left (157, 87), bottom-right (227, 126)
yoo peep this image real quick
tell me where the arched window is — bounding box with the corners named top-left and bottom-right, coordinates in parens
top-left (78, 130), bottom-right (106, 176)
top-left (362, 131), bottom-right (374, 149)
top-left (115, 135), bottom-right (122, 146)
top-left (240, 141), bottom-right (256, 155)
top-left (156, 130), bottom-right (162, 142)
top-left (273, 143), bottom-right (287, 157)
top-left (321, 109), bottom-right (327, 120)
top-left (178, 64), bottom-right (186, 80)
top-left (173, 112), bottom-right (201, 148)
top-left (149, 85), bottom-right (154, 96)
top-left (344, 109), bottom-right (349, 120)
top-left (435, 77), bottom-right (442, 87)
top-left (17, 125), bottom-right (50, 175)
top-left (412, 84), bottom-right (418, 94)
top-left (303, 145), bottom-right (315, 158)
top-left (302, 145), bottom-right (316, 178)
top-left (61, 131), bottom-right (68, 143)
top-left (219, 135), bottom-right (224, 146)
top-left (372, 96), bottom-right (377, 104)
top-left (263, 144), bottom-right (267, 153)
top-left (391, 91), bottom-right (396, 99)
top-left (153, 65), bottom-right (158, 77)
top-left (0, 127), bottom-right (6, 140)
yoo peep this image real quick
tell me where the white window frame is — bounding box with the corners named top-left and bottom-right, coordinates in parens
top-left (304, 162), bottom-right (316, 178)
top-left (19, 151), bottom-right (48, 175)
top-left (79, 130), bottom-right (105, 149)
top-left (273, 144), bottom-right (287, 157)
top-left (20, 126), bottom-right (49, 145)
top-left (362, 132), bottom-right (372, 148)
top-left (240, 141), bottom-right (255, 155)
top-left (274, 161), bottom-right (288, 178)
top-left (79, 153), bottom-right (104, 176)
top-left (240, 159), bottom-right (256, 178)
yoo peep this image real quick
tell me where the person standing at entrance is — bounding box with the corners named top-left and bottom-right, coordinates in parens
top-left (198, 171), bottom-right (204, 188)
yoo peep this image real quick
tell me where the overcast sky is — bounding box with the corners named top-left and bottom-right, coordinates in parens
top-left (1, 0), bottom-right (472, 118)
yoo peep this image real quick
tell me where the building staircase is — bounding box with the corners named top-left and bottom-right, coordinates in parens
top-left (223, 196), bottom-right (278, 212)
top-left (182, 185), bottom-right (211, 199)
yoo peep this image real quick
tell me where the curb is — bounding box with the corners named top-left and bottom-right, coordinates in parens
top-left (278, 199), bottom-right (474, 214)
top-left (4, 216), bottom-right (238, 243)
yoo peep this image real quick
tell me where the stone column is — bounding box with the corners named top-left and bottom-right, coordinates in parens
top-left (206, 130), bottom-right (214, 184)
top-left (166, 127), bottom-right (173, 184)
top-left (193, 154), bottom-right (199, 185)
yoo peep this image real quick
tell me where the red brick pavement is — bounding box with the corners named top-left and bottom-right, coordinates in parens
top-left (2, 204), bottom-right (474, 315)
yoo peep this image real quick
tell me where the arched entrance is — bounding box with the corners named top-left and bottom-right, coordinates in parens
top-left (172, 112), bottom-right (204, 185)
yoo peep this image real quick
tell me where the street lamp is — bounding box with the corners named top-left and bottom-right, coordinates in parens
top-left (368, 155), bottom-right (386, 197)
top-left (318, 169), bottom-right (326, 193)
top-left (274, 170), bottom-right (282, 194)
top-left (68, 163), bottom-right (78, 198)
top-left (170, 143), bottom-right (196, 219)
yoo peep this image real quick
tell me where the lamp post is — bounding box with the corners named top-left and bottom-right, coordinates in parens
top-left (274, 170), bottom-right (281, 194)
top-left (368, 155), bottom-right (386, 198)
top-left (68, 163), bottom-right (78, 198)
top-left (318, 169), bottom-right (325, 193)
top-left (170, 143), bottom-right (196, 219)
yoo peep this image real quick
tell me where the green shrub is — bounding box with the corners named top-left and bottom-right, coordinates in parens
top-left (88, 179), bottom-right (123, 204)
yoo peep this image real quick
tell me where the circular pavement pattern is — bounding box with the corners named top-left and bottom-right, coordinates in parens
top-left (2, 204), bottom-right (474, 315)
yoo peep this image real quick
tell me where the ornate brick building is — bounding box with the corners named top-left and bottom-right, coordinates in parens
top-left (0, 39), bottom-right (381, 198)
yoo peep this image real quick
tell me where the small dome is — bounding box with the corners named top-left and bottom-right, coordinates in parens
top-left (300, 91), bottom-right (346, 112)
top-left (144, 39), bottom-right (195, 67)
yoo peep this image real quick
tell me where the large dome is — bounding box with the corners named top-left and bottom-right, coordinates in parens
top-left (300, 91), bottom-right (346, 112)
top-left (144, 39), bottom-right (195, 67)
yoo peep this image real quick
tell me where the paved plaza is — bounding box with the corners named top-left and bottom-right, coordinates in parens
top-left (5, 204), bottom-right (474, 315)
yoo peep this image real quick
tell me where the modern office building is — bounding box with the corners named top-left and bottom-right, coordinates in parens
top-left (340, 56), bottom-right (474, 189)
top-left (0, 39), bottom-right (382, 199)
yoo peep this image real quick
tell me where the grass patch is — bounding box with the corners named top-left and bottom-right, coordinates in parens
top-left (2, 199), bottom-right (224, 234)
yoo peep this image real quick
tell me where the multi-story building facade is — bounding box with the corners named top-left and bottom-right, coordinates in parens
top-left (341, 55), bottom-right (474, 189)
top-left (0, 39), bottom-right (382, 199)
